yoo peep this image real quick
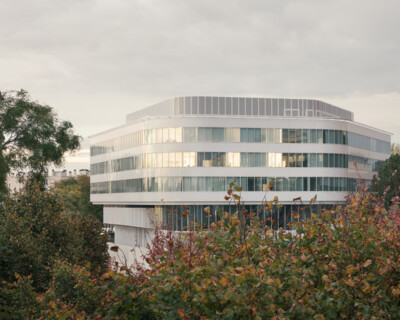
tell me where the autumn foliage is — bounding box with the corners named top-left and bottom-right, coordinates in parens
top-left (2, 181), bottom-right (400, 319)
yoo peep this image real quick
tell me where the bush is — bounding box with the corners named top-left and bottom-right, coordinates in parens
top-left (0, 179), bottom-right (109, 292)
top-left (5, 182), bottom-right (400, 319)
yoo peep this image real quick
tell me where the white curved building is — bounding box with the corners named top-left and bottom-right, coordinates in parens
top-left (90, 97), bottom-right (391, 247)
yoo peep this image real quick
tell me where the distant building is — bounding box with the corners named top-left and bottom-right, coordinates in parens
top-left (6, 172), bottom-right (25, 193)
top-left (46, 169), bottom-right (90, 188)
top-left (90, 97), bottom-right (391, 248)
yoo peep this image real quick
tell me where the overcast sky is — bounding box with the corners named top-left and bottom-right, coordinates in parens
top-left (1, 0), bottom-right (399, 170)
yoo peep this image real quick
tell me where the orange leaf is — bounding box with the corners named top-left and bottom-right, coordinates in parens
top-left (219, 277), bottom-right (229, 287)
top-left (204, 207), bottom-right (211, 214)
top-left (177, 309), bottom-right (185, 319)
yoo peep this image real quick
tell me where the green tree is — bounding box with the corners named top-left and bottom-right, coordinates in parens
top-left (372, 153), bottom-right (400, 208)
top-left (54, 175), bottom-right (103, 221)
top-left (0, 89), bottom-right (80, 192)
top-left (0, 179), bottom-right (109, 292)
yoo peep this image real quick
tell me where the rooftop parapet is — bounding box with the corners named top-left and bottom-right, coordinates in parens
top-left (126, 97), bottom-right (354, 124)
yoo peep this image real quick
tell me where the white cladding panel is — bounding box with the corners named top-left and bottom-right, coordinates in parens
top-left (104, 207), bottom-right (155, 228)
top-left (114, 225), bottom-right (154, 247)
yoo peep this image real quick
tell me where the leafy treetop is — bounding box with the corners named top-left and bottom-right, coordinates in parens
top-left (0, 89), bottom-right (80, 191)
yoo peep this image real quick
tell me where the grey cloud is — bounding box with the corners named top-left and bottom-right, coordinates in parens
top-left (0, 0), bottom-right (399, 140)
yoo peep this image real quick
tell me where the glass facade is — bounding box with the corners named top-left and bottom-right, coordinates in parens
top-left (90, 152), bottom-right (383, 175)
top-left (91, 127), bottom-right (391, 156)
top-left (160, 203), bottom-right (338, 231)
top-left (91, 176), bottom-right (361, 194)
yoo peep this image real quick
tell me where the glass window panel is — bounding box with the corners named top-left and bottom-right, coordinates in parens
top-left (199, 97), bottom-right (205, 114)
top-left (289, 177), bottom-right (296, 191)
top-left (169, 127), bottom-right (176, 143)
top-left (183, 177), bottom-right (190, 191)
top-left (329, 130), bottom-right (335, 144)
top-left (163, 153), bottom-right (169, 167)
top-left (203, 152), bottom-right (212, 167)
top-left (252, 99), bottom-right (258, 116)
top-left (259, 99), bottom-right (266, 115)
top-left (179, 97), bottom-right (184, 115)
top-left (198, 127), bottom-right (205, 142)
top-left (206, 97), bottom-right (211, 114)
top-left (226, 97), bottom-right (232, 115)
top-left (233, 153), bottom-right (240, 167)
top-left (205, 177), bottom-right (212, 191)
top-left (163, 128), bottom-right (169, 143)
top-left (184, 97), bottom-right (191, 114)
top-left (248, 153), bottom-right (255, 167)
top-left (323, 154), bottom-right (329, 167)
top-left (295, 129), bottom-right (302, 143)
top-left (255, 153), bottom-right (262, 167)
top-left (296, 154), bottom-right (303, 167)
top-left (330, 154), bottom-right (335, 168)
top-left (261, 128), bottom-right (267, 142)
top-left (246, 98), bottom-right (252, 115)
top-left (239, 98), bottom-right (246, 115)
top-left (240, 128), bottom-right (248, 142)
top-left (176, 152), bottom-right (182, 167)
top-left (289, 153), bottom-right (296, 167)
top-left (212, 97), bottom-right (218, 115)
top-left (282, 153), bottom-right (289, 167)
top-left (272, 99), bottom-right (278, 116)
top-left (176, 127), bottom-right (182, 143)
top-left (248, 177), bottom-right (255, 191)
top-left (211, 153), bottom-right (219, 167)
top-left (205, 128), bottom-right (212, 141)
top-left (157, 128), bottom-right (163, 143)
top-left (198, 177), bottom-right (205, 191)
top-left (310, 153), bottom-right (317, 167)
top-left (282, 129), bottom-right (289, 143)
top-left (266, 99), bottom-right (272, 115)
top-left (279, 99), bottom-right (284, 116)
top-left (255, 177), bottom-right (262, 191)
top-left (296, 177), bottom-right (303, 191)
top-left (232, 98), bottom-right (239, 115)
top-left (310, 129), bottom-right (317, 143)
top-left (192, 97), bottom-right (198, 115)
top-left (190, 177), bottom-right (197, 191)
top-left (317, 130), bottom-right (323, 143)
top-left (283, 177), bottom-right (289, 191)
top-left (240, 177), bottom-right (248, 191)
top-left (289, 129), bottom-right (296, 143)
top-left (248, 128), bottom-right (255, 143)
top-left (197, 152), bottom-right (204, 167)
top-left (317, 177), bottom-right (323, 191)
top-left (317, 154), bottom-right (323, 167)
top-left (240, 153), bottom-right (249, 167)
top-left (275, 177), bottom-right (283, 191)
top-left (219, 97), bottom-right (225, 115)
top-left (303, 177), bottom-right (308, 191)
top-left (254, 128), bottom-right (261, 142)
top-left (302, 129), bottom-right (310, 143)
top-left (323, 130), bottom-right (329, 143)
top-left (310, 177), bottom-right (316, 191)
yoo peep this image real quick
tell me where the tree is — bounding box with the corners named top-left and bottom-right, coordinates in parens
top-left (372, 153), bottom-right (400, 208)
top-left (0, 89), bottom-right (80, 192)
top-left (0, 179), bottom-right (109, 292)
top-left (54, 175), bottom-right (103, 221)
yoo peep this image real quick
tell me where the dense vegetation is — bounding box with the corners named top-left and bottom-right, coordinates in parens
top-left (0, 179), bottom-right (108, 318)
top-left (53, 175), bottom-right (103, 222)
top-left (1, 180), bottom-right (400, 319)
